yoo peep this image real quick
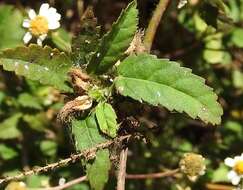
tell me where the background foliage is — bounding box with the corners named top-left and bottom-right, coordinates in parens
top-left (0, 0), bottom-right (242, 189)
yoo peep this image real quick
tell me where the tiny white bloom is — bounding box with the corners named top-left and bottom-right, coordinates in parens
top-left (22, 3), bottom-right (61, 46)
top-left (177, 0), bottom-right (188, 9)
top-left (225, 153), bottom-right (243, 185)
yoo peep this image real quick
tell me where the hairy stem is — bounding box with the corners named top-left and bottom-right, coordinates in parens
top-left (0, 135), bottom-right (131, 185)
top-left (117, 148), bottom-right (128, 190)
top-left (144, 0), bottom-right (170, 52)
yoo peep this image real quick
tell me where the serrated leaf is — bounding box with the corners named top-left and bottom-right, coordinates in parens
top-left (0, 45), bottom-right (72, 92)
top-left (96, 102), bottom-right (118, 138)
top-left (17, 93), bottom-right (42, 110)
top-left (87, 149), bottom-right (111, 190)
top-left (87, 1), bottom-right (138, 74)
top-left (114, 54), bottom-right (223, 125)
top-left (0, 113), bottom-right (22, 139)
top-left (71, 114), bottom-right (107, 152)
top-left (0, 5), bottom-right (25, 50)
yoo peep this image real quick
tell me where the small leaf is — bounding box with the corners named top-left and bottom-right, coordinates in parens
top-left (40, 140), bottom-right (57, 157)
top-left (0, 113), bottom-right (22, 139)
top-left (0, 5), bottom-right (25, 50)
top-left (71, 114), bottom-right (107, 152)
top-left (51, 28), bottom-right (72, 52)
top-left (17, 93), bottom-right (42, 110)
top-left (23, 113), bottom-right (49, 132)
top-left (211, 163), bottom-right (229, 182)
top-left (232, 70), bottom-right (243, 89)
top-left (0, 144), bottom-right (18, 160)
top-left (26, 175), bottom-right (50, 188)
top-left (0, 45), bottom-right (72, 92)
top-left (231, 28), bottom-right (243, 48)
top-left (87, 149), bottom-right (111, 190)
top-left (114, 53), bottom-right (223, 125)
top-left (87, 1), bottom-right (138, 74)
top-left (96, 102), bottom-right (118, 138)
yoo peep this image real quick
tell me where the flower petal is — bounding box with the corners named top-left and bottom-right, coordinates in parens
top-left (227, 170), bottom-right (237, 180)
top-left (28, 9), bottom-right (36, 19)
top-left (48, 21), bottom-right (60, 30)
top-left (23, 32), bottom-right (32, 44)
top-left (37, 37), bottom-right (43, 46)
top-left (232, 175), bottom-right (241, 185)
top-left (39, 34), bottom-right (47, 41)
top-left (22, 19), bottom-right (30, 28)
top-left (225, 158), bottom-right (235, 167)
top-left (39, 3), bottom-right (50, 16)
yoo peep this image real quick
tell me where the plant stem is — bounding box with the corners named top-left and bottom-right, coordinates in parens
top-left (43, 176), bottom-right (87, 190)
top-left (0, 135), bottom-right (131, 185)
top-left (117, 148), bottom-right (128, 190)
top-left (126, 169), bottom-right (179, 179)
top-left (144, 0), bottom-right (171, 52)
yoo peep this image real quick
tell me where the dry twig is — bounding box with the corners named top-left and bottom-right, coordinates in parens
top-left (117, 148), bottom-right (128, 190)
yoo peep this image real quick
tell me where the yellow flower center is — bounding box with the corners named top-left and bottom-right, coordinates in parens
top-left (234, 161), bottom-right (243, 174)
top-left (30, 16), bottom-right (48, 36)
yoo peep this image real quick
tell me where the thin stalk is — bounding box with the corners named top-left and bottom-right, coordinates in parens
top-left (144, 0), bottom-right (171, 52)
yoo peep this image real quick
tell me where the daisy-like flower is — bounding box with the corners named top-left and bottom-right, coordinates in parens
top-left (225, 153), bottom-right (243, 185)
top-left (22, 3), bottom-right (61, 46)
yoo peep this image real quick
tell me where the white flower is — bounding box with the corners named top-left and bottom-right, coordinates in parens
top-left (22, 3), bottom-right (61, 46)
top-left (225, 153), bottom-right (243, 185)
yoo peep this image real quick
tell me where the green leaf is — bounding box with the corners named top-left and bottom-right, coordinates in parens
top-left (87, 149), bottom-right (111, 190)
top-left (26, 175), bottom-right (50, 188)
top-left (71, 114), bottom-right (107, 152)
top-left (17, 93), bottom-right (42, 110)
top-left (0, 45), bottom-right (72, 92)
top-left (71, 7), bottom-right (100, 66)
top-left (0, 5), bottom-right (25, 50)
top-left (211, 163), bottom-right (229, 182)
top-left (232, 70), bottom-right (243, 89)
top-left (0, 144), bottom-right (18, 160)
top-left (0, 113), bottom-right (22, 139)
top-left (96, 103), bottom-right (118, 138)
top-left (114, 54), bottom-right (223, 125)
top-left (231, 28), bottom-right (243, 48)
top-left (51, 28), bottom-right (72, 52)
top-left (87, 1), bottom-right (138, 74)
top-left (40, 140), bottom-right (57, 157)
top-left (23, 113), bottom-right (49, 132)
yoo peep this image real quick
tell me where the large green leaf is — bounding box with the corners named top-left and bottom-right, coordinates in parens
top-left (71, 114), bottom-right (107, 152)
top-left (114, 54), bottom-right (223, 125)
top-left (95, 102), bottom-right (118, 138)
top-left (0, 113), bottom-right (22, 139)
top-left (0, 5), bottom-right (25, 50)
top-left (87, 1), bottom-right (138, 74)
top-left (0, 45), bottom-right (72, 92)
top-left (87, 149), bottom-right (111, 190)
